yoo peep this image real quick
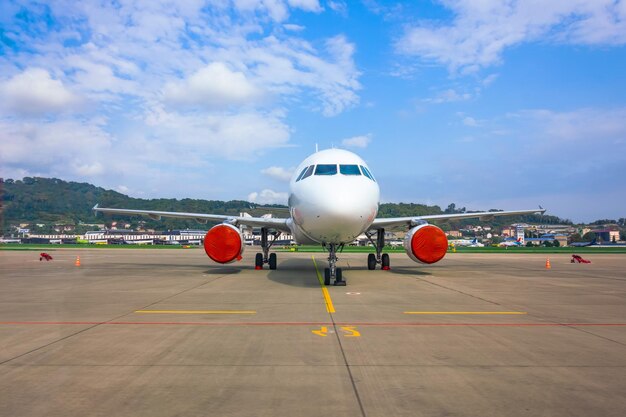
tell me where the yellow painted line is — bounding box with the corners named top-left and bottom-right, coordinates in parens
top-left (311, 256), bottom-right (336, 313)
top-left (403, 311), bottom-right (527, 315)
top-left (312, 326), bottom-right (329, 337)
top-left (340, 326), bottom-right (361, 337)
top-left (135, 310), bottom-right (256, 314)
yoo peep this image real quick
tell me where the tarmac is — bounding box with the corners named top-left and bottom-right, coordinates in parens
top-left (1, 248), bottom-right (625, 417)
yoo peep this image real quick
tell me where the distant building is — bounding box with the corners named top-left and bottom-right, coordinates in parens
top-left (592, 227), bottom-right (620, 243)
top-left (501, 226), bottom-right (516, 237)
top-left (53, 224), bottom-right (75, 232)
top-left (448, 230), bottom-right (462, 237)
top-left (516, 225), bottom-right (525, 245)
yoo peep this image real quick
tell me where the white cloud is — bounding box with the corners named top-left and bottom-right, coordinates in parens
top-left (328, 1), bottom-right (348, 16)
top-left (163, 62), bottom-right (263, 109)
top-left (143, 108), bottom-right (290, 159)
top-left (424, 88), bottom-right (471, 104)
top-left (261, 166), bottom-right (295, 182)
top-left (0, 68), bottom-right (81, 115)
top-left (511, 108), bottom-right (626, 146)
top-left (0, 118), bottom-right (112, 178)
top-left (341, 134), bottom-right (372, 148)
top-left (462, 116), bottom-right (479, 127)
top-left (247, 188), bottom-right (288, 204)
top-left (397, 0), bottom-right (626, 72)
top-left (287, 0), bottom-right (322, 13)
top-left (4, 2), bottom-right (361, 117)
top-left (283, 23), bottom-right (305, 31)
top-left (482, 74), bottom-right (499, 86)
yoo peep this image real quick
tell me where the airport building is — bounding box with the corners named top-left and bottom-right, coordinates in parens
top-left (592, 227), bottom-right (621, 243)
top-left (22, 228), bottom-right (294, 245)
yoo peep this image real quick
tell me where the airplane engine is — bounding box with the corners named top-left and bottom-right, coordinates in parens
top-left (203, 223), bottom-right (244, 263)
top-left (403, 224), bottom-right (448, 264)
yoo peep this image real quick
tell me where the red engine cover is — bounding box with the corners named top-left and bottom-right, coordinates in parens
top-left (203, 224), bottom-right (244, 264)
top-left (403, 224), bottom-right (448, 264)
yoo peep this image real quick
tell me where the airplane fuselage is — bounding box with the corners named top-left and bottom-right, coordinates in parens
top-left (287, 149), bottom-right (380, 245)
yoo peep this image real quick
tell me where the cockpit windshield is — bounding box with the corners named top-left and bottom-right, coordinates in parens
top-left (314, 164), bottom-right (337, 175)
top-left (300, 165), bottom-right (314, 180)
top-left (360, 165), bottom-right (376, 182)
top-left (339, 165), bottom-right (361, 175)
top-left (295, 166), bottom-right (309, 182)
top-left (297, 164), bottom-right (373, 180)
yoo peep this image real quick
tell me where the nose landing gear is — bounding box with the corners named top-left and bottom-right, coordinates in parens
top-left (323, 243), bottom-right (345, 286)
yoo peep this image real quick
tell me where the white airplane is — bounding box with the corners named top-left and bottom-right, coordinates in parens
top-left (499, 238), bottom-right (523, 247)
top-left (94, 149), bottom-right (545, 286)
top-left (449, 238), bottom-right (484, 247)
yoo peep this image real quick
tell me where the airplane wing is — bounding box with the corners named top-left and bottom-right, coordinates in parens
top-left (369, 208), bottom-right (546, 231)
top-left (92, 205), bottom-right (291, 232)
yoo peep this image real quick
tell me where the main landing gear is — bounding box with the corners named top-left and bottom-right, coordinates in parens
top-left (323, 243), bottom-right (345, 286)
top-left (254, 227), bottom-right (280, 270)
top-left (365, 228), bottom-right (390, 271)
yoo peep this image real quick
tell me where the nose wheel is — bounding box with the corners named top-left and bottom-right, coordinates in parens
top-left (323, 243), bottom-right (345, 286)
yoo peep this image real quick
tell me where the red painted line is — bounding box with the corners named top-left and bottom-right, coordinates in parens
top-left (1, 321), bottom-right (626, 327)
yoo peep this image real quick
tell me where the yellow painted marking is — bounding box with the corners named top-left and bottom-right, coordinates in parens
top-left (311, 256), bottom-right (336, 313)
top-left (340, 326), bottom-right (361, 337)
top-left (312, 326), bottom-right (329, 337)
top-left (135, 310), bottom-right (256, 314)
top-left (403, 311), bottom-right (527, 315)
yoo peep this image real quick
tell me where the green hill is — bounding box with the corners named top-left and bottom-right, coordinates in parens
top-left (1, 177), bottom-right (284, 233)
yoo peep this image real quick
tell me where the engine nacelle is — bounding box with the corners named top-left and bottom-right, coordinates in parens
top-left (403, 224), bottom-right (448, 264)
top-left (203, 223), bottom-right (244, 264)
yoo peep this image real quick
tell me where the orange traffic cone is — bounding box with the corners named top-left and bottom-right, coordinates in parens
top-left (75, 256), bottom-right (81, 267)
top-left (545, 258), bottom-right (551, 269)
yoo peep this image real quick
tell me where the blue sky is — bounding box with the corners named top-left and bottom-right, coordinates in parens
top-left (1, 0), bottom-right (625, 223)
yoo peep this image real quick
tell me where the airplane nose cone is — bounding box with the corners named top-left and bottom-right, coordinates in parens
top-left (311, 192), bottom-right (377, 243)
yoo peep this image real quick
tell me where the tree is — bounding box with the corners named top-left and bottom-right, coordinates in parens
top-left (543, 240), bottom-right (553, 247)
top-left (583, 232), bottom-right (597, 241)
top-left (569, 233), bottom-right (583, 243)
top-left (526, 241), bottom-right (534, 247)
top-left (553, 240), bottom-right (560, 247)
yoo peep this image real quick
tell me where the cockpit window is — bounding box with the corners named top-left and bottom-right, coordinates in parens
top-left (301, 165), bottom-right (315, 180)
top-left (360, 165), bottom-right (376, 182)
top-left (339, 164), bottom-right (361, 175)
top-left (315, 164), bottom-right (338, 176)
top-left (295, 166), bottom-right (309, 182)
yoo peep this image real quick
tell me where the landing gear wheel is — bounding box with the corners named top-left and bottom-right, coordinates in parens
top-left (381, 253), bottom-right (390, 270)
top-left (268, 253), bottom-right (277, 270)
top-left (255, 253), bottom-right (263, 269)
top-left (324, 268), bottom-right (331, 286)
top-left (334, 268), bottom-right (346, 286)
top-left (367, 253), bottom-right (376, 270)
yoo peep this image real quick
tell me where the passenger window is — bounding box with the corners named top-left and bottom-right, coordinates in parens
top-left (301, 165), bottom-right (315, 180)
top-left (360, 165), bottom-right (376, 181)
top-left (314, 164), bottom-right (338, 175)
top-left (295, 166), bottom-right (309, 182)
top-left (339, 165), bottom-right (361, 175)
